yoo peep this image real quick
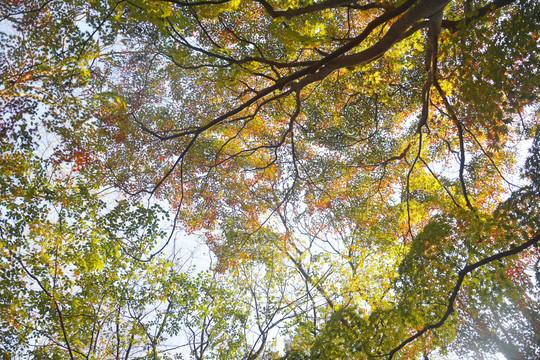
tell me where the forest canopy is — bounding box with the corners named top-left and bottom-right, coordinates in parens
top-left (1, 0), bottom-right (539, 359)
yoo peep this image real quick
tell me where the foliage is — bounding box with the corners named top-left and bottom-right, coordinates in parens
top-left (1, 0), bottom-right (539, 359)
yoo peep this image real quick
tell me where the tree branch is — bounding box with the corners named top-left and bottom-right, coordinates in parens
top-left (387, 231), bottom-right (540, 359)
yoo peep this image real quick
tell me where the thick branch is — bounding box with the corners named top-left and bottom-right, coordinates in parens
top-left (291, 0), bottom-right (451, 90)
top-left (156, 0), bottom-right (417, 141)
top-left (255, 0), bottom-right (385, 19)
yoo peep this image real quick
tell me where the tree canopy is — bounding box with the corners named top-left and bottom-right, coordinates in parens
top-left (1, 0), bottom-right (539, 359)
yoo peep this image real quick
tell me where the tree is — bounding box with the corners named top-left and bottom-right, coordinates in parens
top-left (0, 128), bottom-right (178, 359)
top-left (1, 0), bottom-right (539, 359)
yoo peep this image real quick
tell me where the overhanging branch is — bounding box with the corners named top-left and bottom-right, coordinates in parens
top-left (386, 231), bottom-right (540, 360)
